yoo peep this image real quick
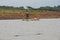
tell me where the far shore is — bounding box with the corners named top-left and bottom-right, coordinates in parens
top-left (0, 11), bottom-right (60, 20)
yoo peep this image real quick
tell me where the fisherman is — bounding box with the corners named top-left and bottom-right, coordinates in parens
top-left (25, 12), bottom-right (30, 19)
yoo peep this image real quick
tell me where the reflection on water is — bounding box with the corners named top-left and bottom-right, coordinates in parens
top-left (0, 18), bottom-right (60, 40)
top-left (22, 17), bottom-right (40, 21)
top-left (22, 19), bottom-right (39, 21)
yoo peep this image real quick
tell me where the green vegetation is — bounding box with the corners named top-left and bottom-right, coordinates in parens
top-left (0, 5), bottom-right (60, 14)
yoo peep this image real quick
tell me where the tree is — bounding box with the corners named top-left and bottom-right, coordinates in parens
top-left (19, 6), bottom-right (25, 10)
top-left (27, 6), bottom-right (35, 10)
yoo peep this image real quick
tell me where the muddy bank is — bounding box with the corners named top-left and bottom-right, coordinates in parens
top-left (0, 11), bottom-right (60, 19)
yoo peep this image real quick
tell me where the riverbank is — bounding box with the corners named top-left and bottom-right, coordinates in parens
top-left (0, 11), bottom-right (60, 19)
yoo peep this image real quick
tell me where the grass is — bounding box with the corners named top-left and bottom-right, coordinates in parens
top-left (0, 9), bottom-right (47, 14)
top-left (0, 9), bottom-right (60, 19)
top-left (0, 9), bottom-right (60, 18)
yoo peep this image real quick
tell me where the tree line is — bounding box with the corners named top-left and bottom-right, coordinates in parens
top-left (0, 5), bottom-right (60, 11)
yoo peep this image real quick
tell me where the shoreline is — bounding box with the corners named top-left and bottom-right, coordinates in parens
top-left (0, 11), bottom-right (60, 19)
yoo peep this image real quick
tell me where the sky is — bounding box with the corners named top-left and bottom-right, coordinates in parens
top-left (0, 0), bottom-right (60, 8)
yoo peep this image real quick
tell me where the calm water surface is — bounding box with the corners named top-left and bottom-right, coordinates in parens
top-left (0, 19), bottom-right (60, 40)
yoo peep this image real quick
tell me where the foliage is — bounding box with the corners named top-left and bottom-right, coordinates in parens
top-left (0, 5), bottom-right (60, 12)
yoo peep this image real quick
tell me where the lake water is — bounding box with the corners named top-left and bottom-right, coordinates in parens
top-left (0, 18), bottom-right (60, 40)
